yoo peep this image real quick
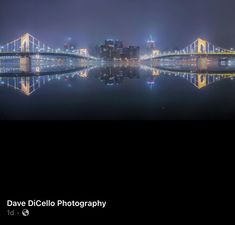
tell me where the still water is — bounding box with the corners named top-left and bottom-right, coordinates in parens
top-left (1, 60), bottom-right (235, 120)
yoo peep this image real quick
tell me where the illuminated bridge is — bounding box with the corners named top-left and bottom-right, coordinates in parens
top-left (141, 38), bottom-right (235, 61)
top-left (0, 33), bottom-right (98, 60)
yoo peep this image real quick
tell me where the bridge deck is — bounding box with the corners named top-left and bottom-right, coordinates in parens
top-left (143, 52), bottom-right (235, 60)
top-left (0, 52), bottom-right (97, 60)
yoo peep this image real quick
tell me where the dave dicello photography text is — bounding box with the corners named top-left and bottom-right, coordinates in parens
top-left (7, 200), bottom-right (107, 208)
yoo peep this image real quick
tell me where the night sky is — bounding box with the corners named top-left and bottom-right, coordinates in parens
top-left (1, 0), bottom-right (235, 50)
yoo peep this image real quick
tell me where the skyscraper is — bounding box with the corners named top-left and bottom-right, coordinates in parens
top-left (98, 39), bottom-right (140, 60)
top-left (115, 40), bottom-right (123, 49)
top-left (128, 46), bottom-right (140, 59)
top-left (105, 39), bottom-right (115, 48)
top-left (114, 40), bottom-right (123, 59)
top-left (146, 35), bottom-right (156, 54)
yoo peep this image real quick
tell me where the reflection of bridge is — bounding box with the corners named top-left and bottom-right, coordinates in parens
top-left (1, 64), bottom-right (235, 95)
top-left (159, 69), bottom-right (235, 89)
top-left (0, 33), bottom-right (99, 73)
top-left (141, 65), bottom-right (235, 89)
top-left (0, 67), bottom-right (94, 96)
top-left (141, 38), bottom-right (235, 61)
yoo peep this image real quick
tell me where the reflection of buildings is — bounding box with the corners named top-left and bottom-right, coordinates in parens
top-left (142, 66), bottom-right (160, 89)
top-left (95, 66), bottom-right (140, 85)
top-left (0, 67), bottom-right (93, 96)
top-left (1, 65), bottom-right (235, 95)
top-left (146, 77), bottom-right (155, 89)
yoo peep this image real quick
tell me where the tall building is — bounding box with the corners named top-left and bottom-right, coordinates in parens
top-left (121, 46), bottom-right (140, 60)
top-left (89, 45), bottom-right (100, 57)
top-left (98, 39), bottom-right (140, 61)
top-left (146, 35), bottom-right (156, 54)
top-left (105, 39), bottom-right (115, 48)
top-left (114, 40), bottom-right (123, 59)
top-left (115, 40), bottom-right (123, 49)
top-left (122, 47), bottom-right (130, 59)
top-left (99, 39), bottom-right (115, 60)
top-left (100, 45), bottom-right (113, 60)
top-left (128, 46), bottom-right (140, 59)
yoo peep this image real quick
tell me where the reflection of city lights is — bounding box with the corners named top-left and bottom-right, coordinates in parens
top-left (152, 70), bottom-right (160, 76)
top-left (147, 81), bottom-right (155, 85)
top-left (79, 71), bottom-right (88, 78)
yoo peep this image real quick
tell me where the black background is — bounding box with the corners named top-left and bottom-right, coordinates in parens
top-left (0, 121), bottom-right (233, 222)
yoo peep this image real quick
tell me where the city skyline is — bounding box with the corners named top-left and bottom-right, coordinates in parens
top-left (1, 33), bottom-right (235, 63)
top-left (1, 0), bottom-right (235, 49)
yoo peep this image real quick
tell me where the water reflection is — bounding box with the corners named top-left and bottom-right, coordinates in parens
top-left (162, 71), bottom-right (235, 90)
top-left (0, 67), bottom-right (92, 96)
top-left (1, 63), bottom-right (235, 96)
top-left (95, 65), bottom-right (140, 85)
top-left (141, 65), bottom-right (235, 89)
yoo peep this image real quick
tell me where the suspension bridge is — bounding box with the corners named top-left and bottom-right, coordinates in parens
top-left (141, 38), bottom-right (235, 60)
top-left (0, 33), bottom-right (97, 60)
top-left (0, 33), bottom-right (99, 74)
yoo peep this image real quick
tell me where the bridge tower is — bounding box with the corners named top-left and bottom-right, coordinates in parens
top-left (197, 57), bottom-right (208, 70)
top-left (197, 38), bottom-right (207, 54)
top-left (21, 33), bottom-right (30, 52)
top-left (20, 56), bottom-right (32, 73)
top-left (20, 33), bottom-right (32, 73)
